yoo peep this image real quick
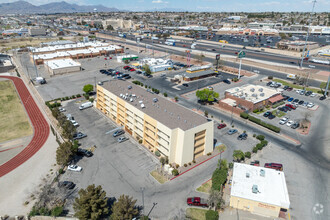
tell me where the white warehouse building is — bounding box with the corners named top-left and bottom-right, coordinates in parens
top-left (139, 58), bottom-right (173, 73)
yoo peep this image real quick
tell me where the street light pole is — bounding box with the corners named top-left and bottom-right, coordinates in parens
top-left (300, 0), bottom-right (317, 69)
top-left (147, 202), bottom-right (157, 217)
top-left (141, 187), bottom-right (145, 216)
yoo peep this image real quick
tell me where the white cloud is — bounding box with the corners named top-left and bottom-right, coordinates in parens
top-left (152, 0), bottom-right (168, 4)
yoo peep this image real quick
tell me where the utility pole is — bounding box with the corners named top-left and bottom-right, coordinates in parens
top-left (237, 51), bottom-right (245, 79)
top-left (300, 0), bottom-right (317, 69)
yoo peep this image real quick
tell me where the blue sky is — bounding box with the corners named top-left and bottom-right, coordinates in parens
top-left (2, 0), bottom-right (330, 12)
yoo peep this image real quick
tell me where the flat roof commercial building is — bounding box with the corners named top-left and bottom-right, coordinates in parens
top-left (44, 59), bottom-right (81, 75)
top-left (96, 80), bottom-right (214, 166)
top-left (220, 84), bottom-right (283, 112)
top-left (230, 163), bottom-right (290, 218)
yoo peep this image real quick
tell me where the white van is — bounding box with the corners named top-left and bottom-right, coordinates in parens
top-left (79, 101), bottom-right (93, 110)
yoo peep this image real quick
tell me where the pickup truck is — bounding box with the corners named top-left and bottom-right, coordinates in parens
top-left (187, 197), bottom-right (208, 207)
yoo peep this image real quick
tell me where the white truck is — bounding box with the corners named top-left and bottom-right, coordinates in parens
top-left (79, 101), bottom-right (93, 110)
top-left (36, 77), bottom-right (46, 84)
top-left (287, 74), bottom-right (297, 80)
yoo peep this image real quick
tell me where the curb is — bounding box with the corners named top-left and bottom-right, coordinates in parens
top-left (170, 151), bottom-right (223, 181)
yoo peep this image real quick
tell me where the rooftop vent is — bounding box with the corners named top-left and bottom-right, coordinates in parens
top-left (130, 98), bottom-right (133, 102)
top-left (139, 100), bottom-right (143, 104)
top-left (120, 94), bottom-right (123, 97)
top-left (260, 93), bottom-right (265, 97)
top-left (141, 104), bottom-right (145, 108)
top-left (153, 98), bottom-right (158, 103)
top-left (250, 88), bottom-right (255, 92)
top-left (260, 169), bottom-right (265, 177)
top-left (252, 93), bottom-right (257, 97)
top-left (259, 88), bottom-right (263, 92)
top-left (252, 185), bottom-right (259, 194)
top-left (246, 173), bottom-right (250, 178)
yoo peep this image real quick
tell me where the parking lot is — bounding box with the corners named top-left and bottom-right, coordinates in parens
top-left (59, 99), bottom-right (159, 213)
top-left (251, 143), bottom-right (330, 220)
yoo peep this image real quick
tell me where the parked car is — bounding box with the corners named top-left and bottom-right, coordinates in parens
top-left (319, 96), bottom-right (326, 100)
top-left (250, 160), bottom-right (260, 166)
top-left (293, 99), bottom-right (299, 103)
top-left (286, 120), bottom-right (294, 127)
top-left (237, 133), bottom-right (248, 140)
top-left (264, 163), bottom-right (283, 171)
top-left (58, 181), bottom-right (75, 189)
top-left (77, 148), bottom-right (93, 157)
top-left (217, 123), bottom-right (227, 129)
top-left (146, 74), bottom-right (153, 78)
top-left (305, 91), bottom-right (313, 96)
top-left (285, 104), bottom-right (296, 110)
top-left (307, 102), bottom-right (315, 108)
top-left (299, 90), bottom-right (306, 95)
top-left (118, 137), bottom-right (128, 143)
top-left (268, 114), bottom-right (275, 119)
top-left (227, 129), bottom-right (238, 135)
top-left (70, 120), bottom-right (79, 127)
top-left (73, 132), bottom-right (87, 140)
top-left (182, 83), bottom-right (189, 87)
top-left (263, 111), bottom-right (272, 117)
top-left (310, 93), bottom-right (316, 97)
top-left (113, 129), bottom-right (124, 137)
top-left (223, 79), bottom-right (231, 84)
top-left (136, 70), bottom-right (142, 74)
top-left (68, 165), bottom-right (82, 172)
top-left (58, 107), bottom-right (66, 112)
top-left (286, 87), bottom-right (293, 91)
top-left (130, 68), bottom-right (136, 72)
top-left (287, 97), bottom-right (294, 102)
top-left (279, 117), bottom-right (289, 125)
top-left (187, 197), bottom-right (208, 207)
top-left (266, 82), bottom-right (272, 86)
top-left (298, 100), bottom-right (304, 105)
top-left (291, 122), bottom-right (300, 129)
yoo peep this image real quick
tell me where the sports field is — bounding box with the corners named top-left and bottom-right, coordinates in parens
top-left (0, 80), bottom-right (32, 143)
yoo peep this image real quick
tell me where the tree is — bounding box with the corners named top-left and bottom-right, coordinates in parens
top-left (83, 84), bottom-right (94, 94)
top-left (160, 157), bottom-right (166, 166)
top-left (143, 64), bottom-right (151, 75)
top-left (73, 184), bottom-right (109, 220)
top-left (204, 110), bottom-right (208, 117)
top-left (56, 142), bottom-right (74, 166)
top-left (106, 25), bottom-right (114, 31)
top-left (196, 89), bottom-right (219, 102)
top-left (218, 159), bottom-right (228, 170)
top-left (208, 189), bottom-right (224, 211)
top-left (211, 168), bottom-right (227, 190)
top-left (110, 195), bottom-right (139, 220)
top-left (233, 150), bottom-right (245, 162)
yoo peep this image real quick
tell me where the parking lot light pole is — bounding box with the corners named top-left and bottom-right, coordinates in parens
top-left (147, 202), bottom-right (157, 217)
top-left (141, 187), bottom-right (145, 216)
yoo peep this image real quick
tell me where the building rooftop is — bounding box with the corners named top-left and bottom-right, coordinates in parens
top-left (101, 80), bottom-right (209, 131)
top-left (231, 163), bottom-right (290, 208)
top-left (225, 84), bottom-right (280, 104)
top-left (44, 59), bottom-right (81, 70)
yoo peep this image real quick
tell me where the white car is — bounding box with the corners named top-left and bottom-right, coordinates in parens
top-left (296, 89), bottom-right (302, 94)
top-left (70, 120), bottom-right (79, 127)
top-left (310, 93), bottom-right (316, 97)
top-left (307, 103), bottom-right (315, 108)
top-left (286, 120), bottom-right (294, 127)
top-left (279, 117), bottom-right (289, 125)
top-left (58, 107), bottom-right (66, 112)
top-left (68, 165), bottom-right (82, 172)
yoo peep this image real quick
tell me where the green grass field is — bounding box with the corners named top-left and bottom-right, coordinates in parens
top-left (186, 208), bottom-right (208, 220)
top-left (196, 180), bottom-right (212, 193)
top-left (0, 80), bottom-right (33, 143)
top-left (150, 170), bottom-right (168, 184)
top-left (273, 79), bottom-right (321, 93)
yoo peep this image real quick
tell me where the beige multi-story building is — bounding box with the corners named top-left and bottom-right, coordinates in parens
top-left (96, 80), bottom-right (214, 166)
top-left (102, 19), bottom-right (135, 30)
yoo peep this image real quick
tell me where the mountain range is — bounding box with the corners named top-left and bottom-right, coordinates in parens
top-left (0, 1), bottom-right (120, 14)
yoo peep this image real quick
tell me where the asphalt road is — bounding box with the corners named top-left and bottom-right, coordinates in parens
top-left (100, 36), bottom-right (325, 89)
top-left (104, 32), bottom-right (330, 72)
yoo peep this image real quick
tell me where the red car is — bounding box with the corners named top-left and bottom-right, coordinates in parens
top-left (286, 87), bottom-right (293, 91)
top-left (187, 197), bottom-right (208, 207)
top-left (130, 68), bottom-right (136, 71)
top-left (285, 104), bottom-right (296, 110)
top-left (217, 123), bottom-right (227, 129)
top-left (265, 163), bottom-right (283, 171)
top-left (123, 66), bottom-right (130, 69)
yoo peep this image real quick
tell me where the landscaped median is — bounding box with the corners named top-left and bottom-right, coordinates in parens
top-left (240, 112), bottom-right (281, 133)
top-left (197, 179), bottom-right (212, 193)
top-left (273, 79), bottom-right (322, 94)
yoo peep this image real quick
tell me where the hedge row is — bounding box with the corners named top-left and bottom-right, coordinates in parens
top-left (240, 112), bottom-right (281, 133)
top-left (253, 140), bottom-right (268, 153)
top-left (45, 94), bottom-right (82, 109)
top-left (272, 101), bottom-right (285, 109)
top-left (132, 80), bottom-right (160, 94)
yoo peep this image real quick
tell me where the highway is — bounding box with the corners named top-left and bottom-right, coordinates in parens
top-left (103, 32), bottom-right (330, 71)
top-left (99, 34), bottom-right (324, 88)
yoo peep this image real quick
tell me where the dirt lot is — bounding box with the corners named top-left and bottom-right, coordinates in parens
top-left (0, 80), bottom-right (32, 142)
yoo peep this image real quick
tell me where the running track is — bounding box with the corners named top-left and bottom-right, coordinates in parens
top-left (0, 76), bottom-right (49, 178)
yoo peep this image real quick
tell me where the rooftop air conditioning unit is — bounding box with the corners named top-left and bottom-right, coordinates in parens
top-left (260, 93), bottom-right (265, 97)
top-left (153, 98), bottom-right (158, 103)
top-left (141, 104), bottom-right (145, 108)
top-left (252, 185), bottom-right (258, 194)
top-left (246, 173), bottom-right (250, 178)
top-left (250, 88), bottom-right (255, 92)
top-left (139, 100), bottom-right (143, 104)
top-left (259, 88), bottom-right (263, 92)
top-left (260, 169), bottom-right (265, 177)
top-left (130, 98), bottom-right (133, 102)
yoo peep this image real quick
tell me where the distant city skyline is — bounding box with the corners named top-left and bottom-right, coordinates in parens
top-left (1, 0), bottom-right (329, 12)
